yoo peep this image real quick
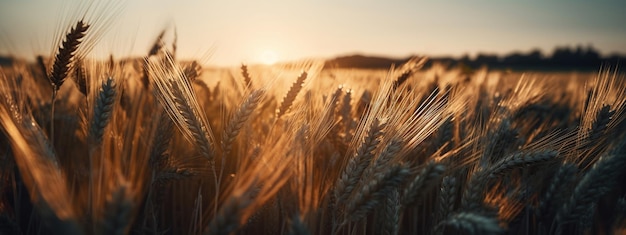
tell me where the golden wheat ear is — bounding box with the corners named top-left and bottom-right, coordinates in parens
top-left (277, 71), bottom-right (307, 118)
top-left (146, 52), bottom-right (216, 161)
top-left (241, 64), bottom-right (252, 88)
top-left (392, 56), bottom-right (428, 90)
top-left (49, 21), bottom-right (89, 91)
top-left (221, 89), bottom-right (266, 156)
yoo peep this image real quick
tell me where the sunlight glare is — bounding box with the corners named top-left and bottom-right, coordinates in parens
top-left (260, 50), bottom-right (279, 65)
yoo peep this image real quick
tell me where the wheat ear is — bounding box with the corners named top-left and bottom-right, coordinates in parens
top-left (587, 104), bottom-right (614, 143)
top-left (149, 111), bottom-right (174, 168)
top-left (148, 29), bottom-right (165, 57)
top-left (360, 139), bottom-right (403, 181)
top-left (48, 20), bottom-right (89, 145)
top-left (376, 188), bottom-right (400, 235)
top-left (170, 82), bottom-right (214, 159)
top-left (392, 57), bottom-right (427, 89)
top-left (340, 89), bottom-right (353, 137)
top-left (481, 119), bottom-right (518, 166)
top-left (401, 161), bottom-right (446, 207)
top-left (221, 89), bottom-right (265, 156)
top-left (277, 71), bottom-right (307, 118)
top-left (241, 64), bottom-right (252, 87)
top-left (537, 163), bottom-right (576, 218)
top-left (36, 55), bottom-right (48, 79)
top-left (73, 59), bottom-right (88, 96)
top-left (147, 54), bottom-right (215, 160)
top-left (183, 61), bottom-right (202, 83)
top-left (345, 165), bottom-right (409, 222)
top-left (487, 150), bottom-right (557, 178)
top-left (437, 212), bottom-right (503, 235)
top-left (461, 170), bottom-right (489, 212)
top-left (49, 20), bottom-right (89, 90)
top-left (141, 30), bottom-right (166, 89)
top-left (556, 154), bottom-right (625, 224)
top-left (437, 176), bottom-right (458, 223)
top-left (334, 118), bottom-right (386, 204)
top-left (89, 77), bottom-right (116, 145)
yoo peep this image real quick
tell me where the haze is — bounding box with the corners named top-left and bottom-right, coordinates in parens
top-left (1, 0), bottom-right (625, 66)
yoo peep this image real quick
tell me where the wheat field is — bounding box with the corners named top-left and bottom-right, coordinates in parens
top-left (1, 16), bottom-right (626, 235)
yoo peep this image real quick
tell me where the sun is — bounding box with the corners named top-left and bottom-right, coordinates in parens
top-left (259, 50), bottom-right (279, 65)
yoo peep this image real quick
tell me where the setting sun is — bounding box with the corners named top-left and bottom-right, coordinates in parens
top-left (259, 49), bottom-right (278, 65)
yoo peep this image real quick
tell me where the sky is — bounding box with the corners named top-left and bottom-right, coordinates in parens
top-left (1, 0), bottom-right (625, 66)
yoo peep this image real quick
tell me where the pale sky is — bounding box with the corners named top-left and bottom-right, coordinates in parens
top-left (1, 0), bottom-right (625, 66)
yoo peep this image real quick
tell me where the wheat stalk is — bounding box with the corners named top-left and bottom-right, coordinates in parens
top-left (288, 215), bottom-right (312, 235)
top-left (99, 183), bottom-right (133, 235)
top-left (206, 192), bottom-right (254, 235)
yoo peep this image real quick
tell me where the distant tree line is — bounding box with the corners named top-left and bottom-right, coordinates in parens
top-left (324, 45), bottom-right (625, 71)
top-left (431, 45), bottom-right (625, 71)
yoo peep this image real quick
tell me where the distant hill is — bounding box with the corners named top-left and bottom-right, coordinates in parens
top-left (323, 46), bottom-right (626, 71)
top-left (324, 55), bottom-right (410, 69)
top-left (0, 56), bottom-right (13, 66)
